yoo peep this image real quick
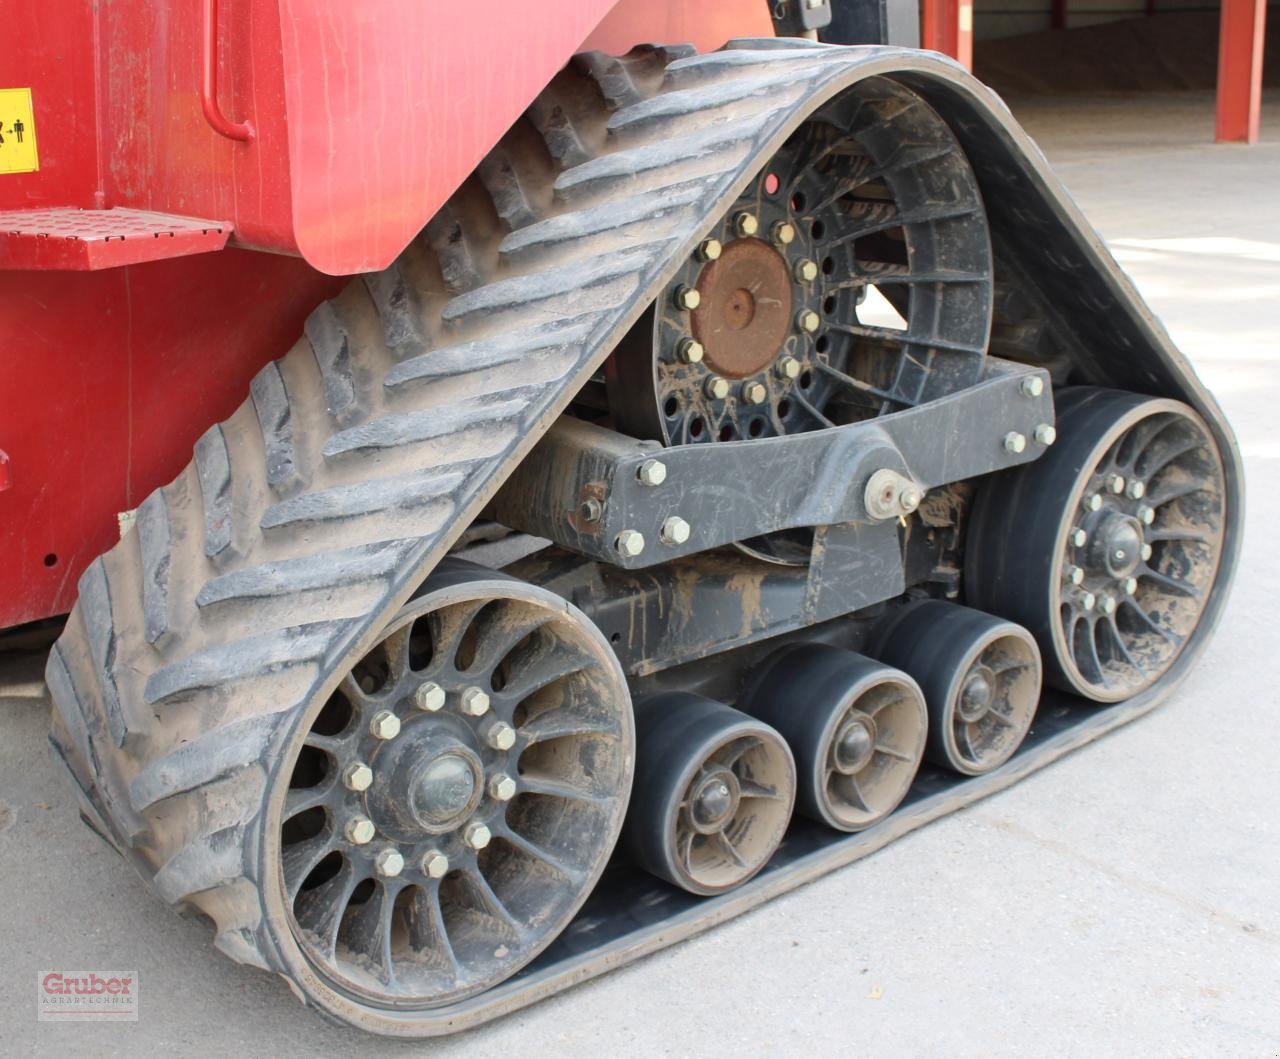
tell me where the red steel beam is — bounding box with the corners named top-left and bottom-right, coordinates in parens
top-left (1215, 0), bottom-right (1267, 144)
top-left (921, 0), bottom-right (973, 71)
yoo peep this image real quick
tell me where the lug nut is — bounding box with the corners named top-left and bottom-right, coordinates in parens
top-left (1122, 577), bottom-right (1138, 595)
top-left (1003, 432), bottom-right (1027, 455)
top-left (734, 211), bottom-right (759, 237)
top-left (1069, 527), bottom-right (1088, 549)
top-left (1100, 595), bottom-right (1117, 616)
top-left (637, 458), bottom-right (668, 487)
top-left (677, 337), bottom-right (704, 364)
top-left (345, 816), bottom-right (376, 845)
top-left (704, 375), bottom-right (731, 400)
top-left (1080, 591), bottom-right (1097, 611)
top-left (579, 497), bottom-right (603, 523)
top-left (697, 238), bottom-right (722, 261)
top-left (369, 710), bottom-right (401, 740)
top-left (674, 285), bottom-right (701, 311)
top-left (615, 529), bottom-right (646, 558)
top-left (1137, 505), bottom-right (1156, 526)
top-left (661, 516), bottom-right (692, 545)
top-left (1127, 480), bottom-right (1146, 499)
top-left (1020, 376), bottom-right (1045, 398)
top-left (422, 849), bottom-right (450, 879)
top-left (343, 762), bottom-right (374, 792)
top-left (414, 681), bottom-right (446, 712)
top-left (1106, 474), bottom-right (1126, 494)
top-left (375, 848), bottom-right (405, 878)
top-left (489, 773), bottom-right (517, 802)
top-left (1084, 493), bottom-right (1103, 512)
top-left (770, 220), bottom-right (796, 246)
top-left (793, 258), bottom-right (819, 283)
top-left (796, 309), bottom-right (820, 333)
top-left (898, 486), bottom-right (923, 514)
top-left (1034, 423), bottom-right (1057, 446)
top-left (1065, 564), bottom-right (1085, 586)
top-left (459, 686), bottom-right (490, 717)
top-left (486, 721), bottom-right (516, 751)
top-left (775, 355), bottom-right (802, 380)
top-left (463, 822), bottom-right (492, 851)
top-left (1141, 543), bottom-right (1153, 562)
top-left (742, 381), bottom-right (768, 405)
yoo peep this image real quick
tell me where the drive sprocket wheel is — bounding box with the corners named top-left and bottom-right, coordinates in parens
top-left (272, 561), bottom-right (634, 1009)
top-left (966, 389), bottom-right (1227, 702)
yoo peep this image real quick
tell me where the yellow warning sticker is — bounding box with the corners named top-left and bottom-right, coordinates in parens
top-left (0, 88), bottom-right (39, 174)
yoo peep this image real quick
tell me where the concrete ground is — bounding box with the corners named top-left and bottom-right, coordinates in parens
top-left (3, 90), bottom-right (1278, 1056)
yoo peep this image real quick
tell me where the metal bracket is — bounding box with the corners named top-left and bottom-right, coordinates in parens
top-left (490, 358), bottom-right (1054, 569)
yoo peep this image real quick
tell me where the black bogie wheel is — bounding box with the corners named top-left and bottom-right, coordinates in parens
top-left (966, 387), bottom-right (1227, 702)
top-left (622, 693), bottom-right (795, 896)
top-left (869, 601), bottom-right (1042, 776)
top-left (740, 644), bottom-right (927, 832)
top-left (274, 561), bottom-right (634, 1008)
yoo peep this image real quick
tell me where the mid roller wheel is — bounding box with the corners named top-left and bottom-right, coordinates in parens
top-left (869, 601), bottom-right (1042, 776)
top-left (271, 561), bottom-right (634, 1010)
top-left (623, 694), bottom-right (795, 896)
top-left (967, 388), bottom-right (1227, 702)
top-left (740, 644), bottom-right (927, 831)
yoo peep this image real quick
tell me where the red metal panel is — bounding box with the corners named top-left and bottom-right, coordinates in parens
top-left (921, 0), bottom-right (973, 71)
top-left (0, 252), bottom-right (342, 628)
top-left (0, 208), bottom-right (230, 270)
top-left (1215, 0), bottom-right (1267, 144)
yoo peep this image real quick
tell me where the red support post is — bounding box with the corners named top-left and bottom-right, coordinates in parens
top-left (1215, 0), bottom-right (1267, 144)
top-left (921, 0), bottom-right (973, 71)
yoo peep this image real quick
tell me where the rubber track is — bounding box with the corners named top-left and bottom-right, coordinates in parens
top-left (46, 41), bottom-right (975, 1005)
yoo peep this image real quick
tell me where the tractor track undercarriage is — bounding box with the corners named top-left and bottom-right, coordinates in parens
top-left (45, 40), bottom-right (1240, 1036)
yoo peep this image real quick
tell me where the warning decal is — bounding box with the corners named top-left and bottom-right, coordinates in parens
top-left (0, 88), bottom-right (39, 174)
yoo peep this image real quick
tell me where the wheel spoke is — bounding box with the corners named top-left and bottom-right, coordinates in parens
top-left (738, 778), bottom-right (783, 801)
top-left (285, 781), bottom-right (334, 821)
top-left (283, 830), bottom-right (336, 900)
top-left (1145, 528), bottom-right (1211, 545)
top-left (501, 648), bottom-right (592, 703)
top-left (405, 885), bottom-right (461, 976)
top-left (427, 600), bottom-right (489, 667)
top-left (472, 608), bottom-right (555, 675)
top-left (519, 709), bottom-right (616, 745)
top-left (873, 742), bottom-right (913, 762)
top-left (1141, 567), bottom-right (1201, 599)
top-left (1101, 615), bottom-right (1147, 675)
top-left (1120, 598), bottom-right (1183, 647)
top-left (495, 823), bottom-right (585, 884)
top-left (836, 771), bottom-right (871, 812)
top-left (341, 880), bottom-right (398, 983)
top-left (1146, 478), bottom-right (1206, 507)
top-left (293, 858), bottom-right (358, 961)
top-left (710, 830), bottom-right (747, 870)
top-left (518, 774), bottom-right (608, 806)
top-left (461, 866), bottom-right (526, 939)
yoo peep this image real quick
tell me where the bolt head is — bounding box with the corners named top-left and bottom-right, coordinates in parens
top-left (374, 848), bottom-right (405, 878)
top-left (422, 850), bottom-right (450, 879)
top-left (463, 822), bottom-right (492, 851)
top-left (677, 337), bottom-right (704, 364)
top-left (734, 211), bottom-right (758, 237)
top-left (578, 497), bottom-right (604, 523)
top-left (459, 686), bottom-right (490, 717)
top-left (697, 238), bottom-right (722, 261)
top-left (796, 309), bottom-right (820, 333)
top-left (661, 516), bottom-right (692, 545)
top-left (343, 762), bottom-right (374, 792)
top-left (637, 458), bottom-right (668, 487)
top-left (1127, 480), bottom-right (1146, 500)
top-left (1034, 423), bottom-right (1057, 446)
top-left (1080, 591), bottom-right (1097, 611)
top-left (1138, 505), bottom-right (1156, 526)
top-left (704, 375), bottom-right (730, 400)
top-left (1141, 543), bottom-right (1153, 562)
top-left (345, 816), bottom-right (376, 845)
top-left (1100, 595), bottom-right (1117, 616)
top-left (1003, 432), bottom-right (1027, 455)
top-left (414, 681), bottom-right (446, 712)
top-left (1020, 376), bottom-right (1045, 398)
top-left (1069, 527), bottom-right (1088, 549)
top-left (1084, 493), bottom-right (1103, 512)
top-left (674, 285), bottom-right (701, 311)
top-left (1066, 564), bottom-right (1085, 586)
top-left (1106, 474), bottom-right (1126, 494)
top-left (615, 529), bottom-right (646, 558)
top-left (489, 773), bottom-right (517, 802)
top-left (1122, 576), bottom-right (1138, 595)
top-left (742, 381), bottom-right (768, 405)
top-left (770, 221), bottom-right (796, 246)
top-left (486, 721), bottom-right (516, 752)
top-left (369, 709), bottom-right (401, 740)
top-left (897, 486), bottom-right (923, 514)
top-left (775, 355), bottom-right (802, 380)
top-left (793, 258), bottom-right (819, 283)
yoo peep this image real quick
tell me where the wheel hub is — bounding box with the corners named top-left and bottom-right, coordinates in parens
top-left (957, 665), bottom-right (995, 723)
top-left (688, 768), bottom-right (740, 834)
top-left (832, 713), bottom-right (877, 773)
top-left (691, 238), bottom-right (793, 379)
top-left (407, 744), bottom-right (483, 832)
top-left (1088, 512), bottom-right (1144, 578)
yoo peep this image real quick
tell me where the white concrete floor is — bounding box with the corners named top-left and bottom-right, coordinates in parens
top-left (3, 90), bottom-right (1278, 1056)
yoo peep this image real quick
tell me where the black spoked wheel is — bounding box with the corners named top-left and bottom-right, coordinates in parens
top-left (605, 76), bottom-right (992, 564)
top-left (623, 694), bottom-right (795, 896)
top-left (870, 601), bottom-right (1042, 776)
top-left (967, 388), bottom-right (1227, 702)
top-left (272, 561), bottom-right (633, 1008)
top-left (741, 644), bottom-right (927, 831)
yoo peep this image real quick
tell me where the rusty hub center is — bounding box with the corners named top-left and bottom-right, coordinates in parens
top-left (692, 237), bottom-right (794, 379)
